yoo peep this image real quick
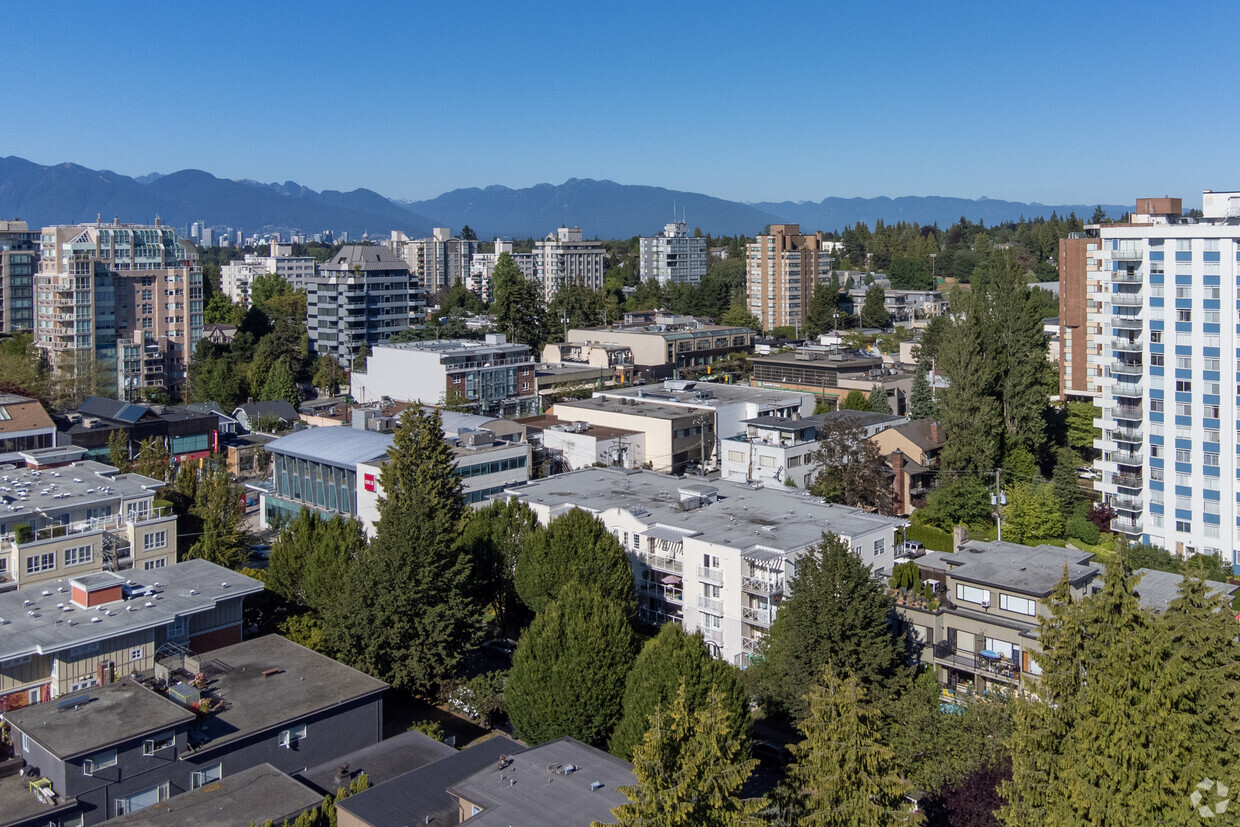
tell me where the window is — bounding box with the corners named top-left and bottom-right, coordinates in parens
top-left (83, 748), bottom-right (118, 775)
top-left (1175, 356), bottom-right (1193, 370)
top-left (1177, 309), bottom-right (1192, 322)
top-left (759, 455), bottom-right (775, 468)
top-left (1150, 353), bottom-right (1164, 366)
top-left (190, 764), bottom-right (222, 790)
top-left (1176, 380), bottom-right (1192, 393)
top-left (873, 538), bottom-right (885, 557)
top-left (955, 584), bottom-right (991, 605)
top-left (727, 450), bottom-right (744, 462)
top-left (114, 783), bottom-right (169, 816)
top-left (63, 545), bottom-right (93, 567)
top-left (26, 552), bottom-right (55, 574)
top-left (143, 531), bottom-right (167, 551)
top-left (1204, 452), bottom-right (1220, 467)
top-left (278, 724), bottom-right (307, 747)
top-left (129, 646), bottom-right (145, 662)
top-left (143, 731), bottom-right (175, 755)
top-left (1150, 399), bottom-right (1164, 413)
top-left (144, 559), bottom-right (166, 570)
top-left (1176, 520), bottom-right (1192, 533)
top-left (1176, 450), bottom-right (1193, 463)
top-left (21, 733), bottom-right (30, 753)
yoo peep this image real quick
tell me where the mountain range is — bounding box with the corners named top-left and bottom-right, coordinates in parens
top-left (0, 156), bottom-right (1128, 240)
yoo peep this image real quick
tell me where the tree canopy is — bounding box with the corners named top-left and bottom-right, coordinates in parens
top-left (515, 508), bottom-right (636, 616)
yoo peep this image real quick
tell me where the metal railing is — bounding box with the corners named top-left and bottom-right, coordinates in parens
top-left (697, 566), bottom-right (723, 584)
top-left (1111, 517), bottom-right (1144, 535)
top-left (643, 553), bottom-right (684, 573)
top-left (1111, 337), bottom-right (1143, 352)
top-left (742, 606), bottom-right (771, 626)
top-left (697, 596), bottom-right (724, 614)
top-left (1112, 472), bottom-right (1144, 489)
top-left (741, 576), bottom-right (784, 595)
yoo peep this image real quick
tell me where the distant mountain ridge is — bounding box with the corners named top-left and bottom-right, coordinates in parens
top-left (0, 156), bottom-right (1128, 240)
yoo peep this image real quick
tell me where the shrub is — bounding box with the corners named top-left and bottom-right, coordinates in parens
top-left (1066, 515), bottom-right (1100, 545)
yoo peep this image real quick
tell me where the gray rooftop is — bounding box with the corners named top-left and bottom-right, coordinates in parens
top-left (0, 559), bottom-right (264, 661)
top-left (191, 635), bottom-right (388, 755)
top-left (447, 737), bottom-right (633, 826)
top-left (509, 468), bottom-right (904, 555)
top-left (0, 462), bottom-right (164, 521)
top-left (297, 728), bottom-right (455, 794)
top-left (1132, 568), bottom-right (1238, 614)
top-left (264, 426), bottom-right (394, 467)
top-left (4, 677), bottom-right (196, 759)
top-left (336, 734), bottom-right (525, 827)
top-left (107, 763), bottom-right (321, 827)
top-left (554, 397), bottom-right (696, 421)
top-left (943, 541), bottom-right (1098, 597)
top-left (322, 245), bottom-right (409, 271)
top-left (0, 770), bottom-right (78, 824)
top-left (818, 409), bottom-right (905, 428)
top-left (599, 381), bottom-right (810, 409)
top-left (376, 338), bottom-right (531, 356)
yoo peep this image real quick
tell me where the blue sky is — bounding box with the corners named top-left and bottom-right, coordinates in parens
top-left (4, 1), bottom-right (1237, 207)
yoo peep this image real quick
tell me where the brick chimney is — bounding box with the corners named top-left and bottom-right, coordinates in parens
top-left (930, 420), bottom-right (940, 445)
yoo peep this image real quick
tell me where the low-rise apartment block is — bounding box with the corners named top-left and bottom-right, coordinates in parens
top-left (553, 316), bottom-right (754, 382)
top-left (507, 469), bottom-right (905, 668)
top-left (0, 394), bottom-right (57, 466)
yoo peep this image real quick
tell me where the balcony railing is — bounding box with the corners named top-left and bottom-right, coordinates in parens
top-left (1106, 450), bottom-right (1143, 465)
top-left (1110, 293), bottom-right (1144, 307)
top-left (1111, 316), bottom-right (1143, 329)
top-left (1111, 337), bottom-right (1143, 352)
top-left (1111, 360), bottom-right (1143, 376)
top-left (741, 636), bottom-right (762, 653)
top-left (697, 596), bottom-right (724, 614)
top-left (697, 566), bottom-right (723, 584)
top-left (1112, 269), bottom-right (1144, 283)
top-left (697, 626), bottom-right (723, 644)
top-left (1111, 517), bottom-right (1144, 535)
top-left (643, 553), bottom-right (683, 573)
top-left (1112, 472), bottom-right (1143, 489)
top-left (1111, 248), bottom-right (1143, 261)
top-left (741, 575), bottom-right (784, 595)
top-left (4, 506), bottom-right (174, 547)
top-left (1110, 495), bottom-right (1143, 512)
top-left (1113, 405), bottom-right (1143, 421)
top-left (933, 644), bottom-right (1022, 682)
top-left (1111, 382), bottom-right (1143, 399)
top-left (742, 606), bottom-right (771, 626)
top-left (1110, 427), bottom-right (1143, 442)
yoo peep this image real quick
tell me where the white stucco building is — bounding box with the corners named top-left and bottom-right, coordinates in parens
top-left (639, 220), bottom-right (707, 285)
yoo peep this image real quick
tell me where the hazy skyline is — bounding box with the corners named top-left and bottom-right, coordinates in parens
top-left (4, 1), bottom-right (1236, 209)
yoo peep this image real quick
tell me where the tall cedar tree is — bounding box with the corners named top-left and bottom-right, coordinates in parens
top-left (1002, 548), bottom-right (1240, 825)
top-left (805, 275), bottom-right (841, 337)
top-left (908, 367), bottom-right (936, 420)
top-left (752, 533), bottom-right (909, 720)
top-left (609, 623), bottom-right (749, 761)
top-left (808, 419), bottom-right (892, 514)
top-left (515, 507), bottom-right (636, 616)
top-left (266, 509), bottom-right (367, 615)
top-left (781, 665), bottom-right (921, 826)
top-left (324, 491), bottom-right (475, 696)
top-left (506, 582), bottom-right (637, 747)
top-left (937, 295), bottom-right (1002, 472)
top-left (859, 285), bottom-right (891, 329)
top-left (869, 383), bottom-right (893, 414)
top-left (379, 408), bottom-right (464, 527)
top-left (1049, 447), bottom-right (1083, 519)
top-left (185, 465), bottom-right (249, 568)
top-left (490, 253), bottom-right (548, 348)
top-left (610, 683), bottom-right (766, 827)
top-left (454, 498), bottom-right (541, 633)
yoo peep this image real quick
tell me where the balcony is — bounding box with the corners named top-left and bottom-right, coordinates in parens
top-left (1111, 248), bottom-right (1143, 262)
top-left (697, 626), bottom-right (723, 645)
top-left (1111, 472), bottom-right (1143, 489)
top-left (1113, 405), bottom-right (1143, 422)
top-left (1111, 517), bottom-right (1144, 536)
top-left (1111, 360), bottom-right (1143, 376)
top-left (932, 644), bottom-right (1022, 683)
top-left (1106, 449), bottom-right (1143, 465)
top-left (1112, 269), bottom-right (1144, 284)
top-left (697, 596), bottom-right (724, 614)
top-left (697, 566), bottom-right (723, 584)
top-left (1110, 293), bottom-right (1144, 307)
top-left (1110, 494), bottom-right (1143, 512)
top-left (642, 553), bottom-right (684, 573)
top-left (639, 607), bottom-right (683, 627)
top-left (1110, 427), bottom-right (1142, 442)
top-left (742, 575), bottom-right (784, 595)
top-left (1111, 316), bottom-right (1143, 330)
top-left (1111, 337), bottom-right (1143, 353)
top-left (1111, 381), bottom-right (1143, 399)
top-left (742, 606), bottom-right (771, 626)
top-left (741, 636), bottom-right (763, 654)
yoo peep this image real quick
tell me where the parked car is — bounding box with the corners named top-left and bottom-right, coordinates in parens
top-left (249, 543), bottom-right (271, 560)
top-left (482, 639), bottom-right (517, 659)
top-left (753, 740), bottom-right (792, 765)
top-left (896, 540), bottom-right (925, 559)
top-left (1077, 466), bottom-right (1101, 480)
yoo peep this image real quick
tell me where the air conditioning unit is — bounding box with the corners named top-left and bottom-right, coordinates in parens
top-left (981, 599), bottom-right (991, 608)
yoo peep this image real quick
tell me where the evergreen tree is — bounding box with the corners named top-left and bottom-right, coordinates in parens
top-left (324, 491), bottom-right (476, 696)
top-left (908, 367), bottom-right (936, 420)
top-left (859, 286), bottom-right (891, 329)
top-left (515, 508), bottom-right (636, 615)
top-left (869, 383), bottom-right (892, 414)
top-left (783, 665), bottom-right (920, 826)
top-left (506, 583), bottom-right (637, 747)
top-left (840, 389), bottom-right (873, 411)
top-left (107, 429), bottom-right (131, 471)
top-left (185, 465), bottom-right (249, 568)
top-left (491, 253), bottom-right (548, 348)
top-left (355, 343), bottom-right (371, 372)
top-left (937, 298), bottom-right (1002, 472)
top-left (805, 275), bottom-right (841, 337)
top-left (752, 534), bottom-right (909, 720)
top-left (609, 623), bottom-right (749, 762)
top-left (379, 408), bottom-right (464, 527)
top-left (1050, 447), bottom-right (1083, 520)
top-left (267, 509), bottom-right (367, 615)
top-left (260, 358), bottom-right (299, 407)
top-left (611, 683), bottom-right (766, 827)
top-left (133, 436), bottom-right (170, 482)
top-left (455, 498), bottom-right (540, 634)
top-left (312, 355), bottom-right (347, 395)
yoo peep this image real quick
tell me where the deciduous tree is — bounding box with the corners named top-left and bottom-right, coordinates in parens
top-left (809, 419), bottom-right (891, 513)
top-left (185, 465), bottom-right (249, 569)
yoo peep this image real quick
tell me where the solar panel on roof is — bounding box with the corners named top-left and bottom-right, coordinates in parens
top-left (115, 404), bottom-right (147, 423)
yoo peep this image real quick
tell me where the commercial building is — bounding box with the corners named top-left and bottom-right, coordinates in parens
top-left (533, 227), bottom-right (606, 301)
top-left (639, 220), bottom-right (707, 285)
top-left (0, 559), bottom-right (260, 711)
top-left (552, 315), bottom-right (755, 381)
top-left (519, 415), bottom-right (645, 473)
top-left (1058, 232), bottom-right (1106, 400)
top-left (0, 459), bottom-right (177, 590)
top-left (508, 469), bottom-right (905, 667)
top-left (387, 228), bottom-right (478, 295)
top-left (549, 397), bottom-right (714, 475)
top-left (745, 224), bottom-right (835, 332)
top-left (0, 219), bottom-right (38, 333)
top-left (1086, 192), bottom-right (1240, 562)
top-left (36, 220), bottom-right (204, 401)
top-left (307, 246), bottom-right (422, 366)
top-left (219, 243), bottom-right (318, 305)
top-left (749, 345), bottom-right (910, 413)
top-left (898, 540), bottom-right (1235, 696)
top-left (2, 634), bottom-right (385, 826)
top-left (349, 335), bottom-right (538, 416)
top-left (53, 397), bottom-right (218, 464)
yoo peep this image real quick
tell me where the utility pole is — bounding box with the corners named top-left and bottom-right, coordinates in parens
top-left (990, 469), bottom-right (1007, 542)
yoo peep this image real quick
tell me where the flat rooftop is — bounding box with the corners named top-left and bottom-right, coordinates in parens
top-left (375, 339), bottom-right (530, 356)
top-left (942, 541), bottom-right (1098, 597)
top-left (191, 635), bottom-right (388, 755)
top-left (599, 381), bottom-right (810, 408)
top-left (0, 559), bottom-right (264, 661)
top-left (447, 737), bottom-right (633, 826)
top-left (0, 462), bottom-right (164, 518)
top-left (0, 771), bottom-right (77, 824)
top-left (750, 350), bottom-right (883, 370)
top-left (509, 468), bottom-right (905, 555)
top-left (107, 763), bottom-right (322, 827)
top-left (297, 729), bottom-right (455, 794)
top-left (1132, 568), bottom-right (1238, 613)
top-left (4, 677), bottom-right (196, 759)
top-left (554, 397), bottom-right (692, 421)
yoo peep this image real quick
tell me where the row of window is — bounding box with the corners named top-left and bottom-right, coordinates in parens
top-left (954, 584), bottom-right (1037, 615)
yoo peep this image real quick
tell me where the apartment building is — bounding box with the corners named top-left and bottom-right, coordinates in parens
top-left (469, 240), bottom-right (537, 303)
top-left (308, 245), bottom-right (422, 366)
top-left (507, 469), bottom-right (904, 668)
top-left (554, 315), bottom-right (755, 381)
top-left (36, 220), bottom-right (204, 401)
top-left (898, 540), bottom-right (1235, 695)
top-left (2, 634), bottom-right (385, 826)
top-left (0, 459), bottom-right (178, 590)
top-left (388, 228), bottom-right (478, 295)
top-left (1058, 233), bottom-right (1106, 400)
top-left (219, 243), bottom-right (318, 305)
top-left (745, 224), bottom-right (835, 331)
top-left (1088, 192), bottom-right (1240, 562)
top-left (0, 219), bottom-right (38, 333)
top-left (639, 220), bottom-right (707, 285)
top-left (548, 397), bottom-right (714, 475)
top-left (0, 393), bottom-right (57, 465)
top-left (349, 335), bottom-right (538, 416)
top-left (533, 227), bottom-right (605, 301)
